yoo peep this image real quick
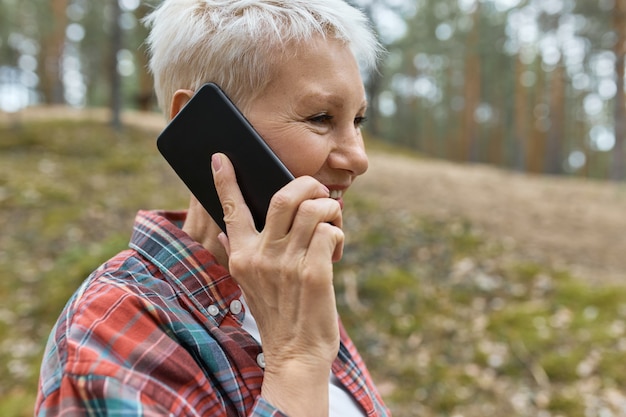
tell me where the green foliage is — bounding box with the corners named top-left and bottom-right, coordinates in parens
top-left (547, 392), bottom-right (585, 417)
top-left (0, 391), bottom-right (37, 417)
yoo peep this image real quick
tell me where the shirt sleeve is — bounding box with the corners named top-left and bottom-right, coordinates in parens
top-left (250, 397), bottom-right (291, 417)
top-left (37, 374), bottom-right (176, 417)
top-left (37, 372), bottom-right (291, 417)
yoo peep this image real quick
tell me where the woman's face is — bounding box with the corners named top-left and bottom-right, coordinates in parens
top-left (245, 37), bottom-right (369, 208)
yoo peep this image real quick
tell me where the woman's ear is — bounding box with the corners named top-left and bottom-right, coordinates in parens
top-left (170, 89), bottom-right (194, 120)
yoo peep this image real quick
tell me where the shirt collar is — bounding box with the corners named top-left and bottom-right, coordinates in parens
top-left (128, 210), bottom-right (243, 325)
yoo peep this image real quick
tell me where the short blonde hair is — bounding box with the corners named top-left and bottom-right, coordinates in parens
top-left (143, 0), bottom-right (383, 116)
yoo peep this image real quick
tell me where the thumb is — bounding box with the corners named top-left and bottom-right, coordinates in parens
top-left (211, 153), bottom-right (256, 238)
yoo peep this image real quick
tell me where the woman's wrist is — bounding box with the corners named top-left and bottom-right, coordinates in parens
top-left (261, 360), bottom-right (331, 417)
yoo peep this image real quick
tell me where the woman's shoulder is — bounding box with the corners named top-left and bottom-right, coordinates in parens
top-left (49, 248), bottom-right (181, 358)
top-left (43, 248), bottom-right (207, 377)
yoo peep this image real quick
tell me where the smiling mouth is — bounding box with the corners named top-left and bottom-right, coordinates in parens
top-left (329, 190), bottom-right (343, 200)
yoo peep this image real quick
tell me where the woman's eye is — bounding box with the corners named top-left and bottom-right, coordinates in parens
top-left (308, 114), bottom-right (333, 124)
top-left (306, 113), bottom-right (367, 128)
top-left (354, 116), bottom-right (368, 128)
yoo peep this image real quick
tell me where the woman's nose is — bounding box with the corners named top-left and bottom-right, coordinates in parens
top-left (328, 128), bottom-right (369, 176)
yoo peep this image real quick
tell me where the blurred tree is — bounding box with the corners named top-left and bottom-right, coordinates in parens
top-left (0, 1), bottom-right (14, 63)
top-left (528, 63), bottom-right (547, 174)
top-left (133, 3), bottom-right (155, 111)
top-left (2, 0), bottom-right (624, 181)
top-left (108, 0), bottom-right (122, 129)
top-left (37, 0), bottom-right (69, 104)
top-left (76, 2), bottom-right (105, 106)
top-left (487, 93), bottom-right (506, 166)
top-left (612, 0), bottom-right (626, 181)
top-left (545, 61), bottom-right (566, 175)
top-left (459, 2), bottom-right (481, 163)
top-left (513, 55), bottom-right (529, 171)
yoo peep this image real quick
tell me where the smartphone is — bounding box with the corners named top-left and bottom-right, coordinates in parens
top-left (157, 82), bottom-right (294, 232)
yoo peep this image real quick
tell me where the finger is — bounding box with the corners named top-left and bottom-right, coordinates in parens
top-left (307, 222), bottom-right (345, 266)
top-left (287, 198), bottom-right (342, 252)
top-left (211, 153), bottom-right (256, 238)
top-left (263, 176), bottom-right (330, 239)
top-left (217, 232), bottom-right (231, 258)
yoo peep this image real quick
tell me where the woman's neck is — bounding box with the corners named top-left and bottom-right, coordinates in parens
top-left (182, 195), bottom-right (229, 269)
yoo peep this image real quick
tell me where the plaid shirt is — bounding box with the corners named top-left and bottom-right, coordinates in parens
top-left (36, 210), bottom-right (391, 416)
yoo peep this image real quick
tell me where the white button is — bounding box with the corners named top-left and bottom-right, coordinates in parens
top-left (256, 353), bottom-right (266, 368)
top-left (208, 305), bottom-right (220, 316)
top-left (230, 299), bottom-right (243, 315)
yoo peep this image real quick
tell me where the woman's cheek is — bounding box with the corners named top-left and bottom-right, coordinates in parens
top-left (266, 137), bottom-right (325, 177)
top-left (285, 145), bottom-right (328, 178)
top-left (259, 124), bottom-right (330, 178)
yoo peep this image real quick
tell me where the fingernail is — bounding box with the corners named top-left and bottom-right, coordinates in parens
top-left (211, 153), bottom-right (222, 173)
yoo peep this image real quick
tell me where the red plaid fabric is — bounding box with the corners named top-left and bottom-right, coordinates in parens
top-left (36, 210), bottom-right (391, 416)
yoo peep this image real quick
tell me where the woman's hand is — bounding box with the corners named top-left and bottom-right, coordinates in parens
top-left (211, 153), bottom-right (342, 416)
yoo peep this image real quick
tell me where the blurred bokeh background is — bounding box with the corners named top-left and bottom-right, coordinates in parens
top-left (1, 0), bottom-right (625, 180)
top-left (2, 0), bottom-right (626, 416)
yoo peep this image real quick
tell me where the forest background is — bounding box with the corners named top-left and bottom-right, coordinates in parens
top-left (2, 0), bottom-right (626, 416)
top-left (1, 0), bottom-right (626, 180)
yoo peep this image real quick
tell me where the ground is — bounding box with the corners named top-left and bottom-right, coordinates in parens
top-left (354, 152), bottom-right (626, 284)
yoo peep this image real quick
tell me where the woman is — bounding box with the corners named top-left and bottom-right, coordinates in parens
top-left (36, 0), bottom-right (390, 416)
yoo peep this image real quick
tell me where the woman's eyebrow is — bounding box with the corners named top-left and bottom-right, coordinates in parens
top-left (298, 91), bottom-right (368, 111)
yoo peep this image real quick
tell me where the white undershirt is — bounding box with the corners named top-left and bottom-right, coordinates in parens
top-left (239, 296), bottom-right (366, 416)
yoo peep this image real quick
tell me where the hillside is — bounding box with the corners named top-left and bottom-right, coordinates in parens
top-left (354, 152), bottom-right (626, 284)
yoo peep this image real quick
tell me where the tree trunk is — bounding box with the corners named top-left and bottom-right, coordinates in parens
top-left (460, 3), bottom-right (481, 162)
top-left (488, 91), bottom-right (505, 167)
top-left (134, 3), bottom-right (155, 111)
top-left (612, 0), bottom-right (626, 181)
top-left (513, 55), bottom-right (528, 171)
top-left (545, 62), bottom-right (566, 175)
top-left (37, 0), bottom-right (69, 104)
top-left (364, 70), bottom-right (384, 138)
top-left (528, 62), bottom-right (546, 174)
top-left (109, 0), bottom-right (123, 130)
